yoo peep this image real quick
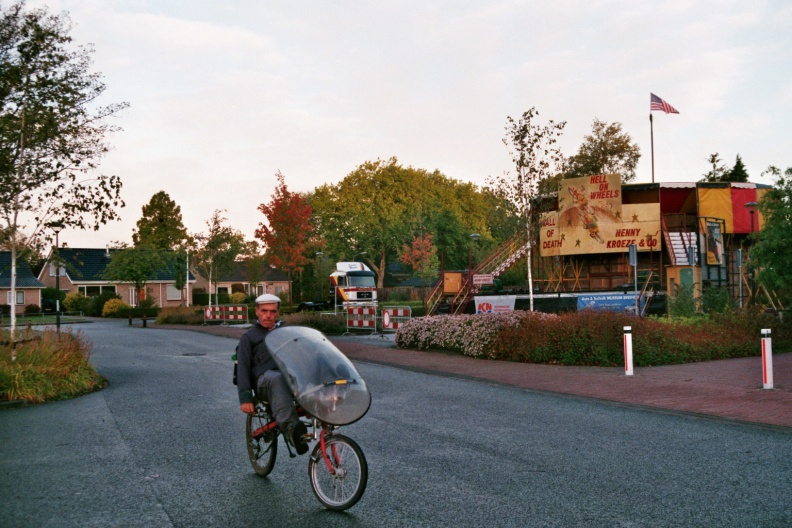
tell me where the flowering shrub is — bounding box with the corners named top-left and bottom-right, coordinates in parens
top-left (395, 311), bottom-right (557, 358)
top-left (396, 307), bottom-right (791, 366)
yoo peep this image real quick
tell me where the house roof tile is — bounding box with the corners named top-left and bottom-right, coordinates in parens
top-left (0, 252), bottom-right (46, 288)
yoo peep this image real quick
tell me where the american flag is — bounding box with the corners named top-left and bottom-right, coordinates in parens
top-left (650, 93), bottom-right (679, 114)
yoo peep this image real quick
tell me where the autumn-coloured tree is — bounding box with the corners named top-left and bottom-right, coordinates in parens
top-left (399, 233), bottom-right (439, 298)
top-left (256, 171), bottom-right (315, 304)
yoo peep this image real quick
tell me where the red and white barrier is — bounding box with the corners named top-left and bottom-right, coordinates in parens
top-left (345, 305), bottom-right (377, 333)
top-left (623, 326), bottom-right (634, 376)
top-left (761, 329), bottom-right (773, 390)
top-left (381, 306), bottom-right (411, 332)
top-left (204, 304), bottom-right (249, 324)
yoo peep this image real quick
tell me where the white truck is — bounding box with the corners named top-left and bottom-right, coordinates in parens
top-left (330, 262), bottom-right (377, 306)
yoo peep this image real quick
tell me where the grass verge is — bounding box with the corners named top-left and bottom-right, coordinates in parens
top-left (0, 328), bottom-right (106, 405)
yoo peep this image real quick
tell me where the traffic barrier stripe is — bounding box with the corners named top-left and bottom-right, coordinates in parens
top-left (204, 305), bottom-right (249, 323)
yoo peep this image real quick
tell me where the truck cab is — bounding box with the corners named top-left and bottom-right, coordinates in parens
top-left (330, 262), bottom-right (377, 305)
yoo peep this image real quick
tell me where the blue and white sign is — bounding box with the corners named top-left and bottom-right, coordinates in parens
top-left (577, 293), bottom-right (641, 315)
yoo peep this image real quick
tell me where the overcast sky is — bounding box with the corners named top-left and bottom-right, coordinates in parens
top-left (26, 0), bottom-right (792, 249)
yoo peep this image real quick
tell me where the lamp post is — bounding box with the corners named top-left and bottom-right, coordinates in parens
top-left (50, 222), bottom-right (64, 335)
top-left (745, 201), bottom-right (757, 233)
top-left (316, 251), bottom-right (324, 300)
top-left (468, 233), bottom-right (481, 283)
top-left (353, 251), bottom-right (367, 262)
top-left (744, 201), bottom-right (758, 304)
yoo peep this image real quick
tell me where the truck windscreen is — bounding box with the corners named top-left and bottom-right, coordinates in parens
top-left (348, 276), bottom-right (375, 287)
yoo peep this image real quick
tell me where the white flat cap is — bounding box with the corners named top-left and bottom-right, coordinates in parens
top-left (255, 293), bottom-right (281, 304)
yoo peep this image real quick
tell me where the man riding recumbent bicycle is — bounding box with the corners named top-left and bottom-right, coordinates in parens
top-left (235, 295), bottom-right (371, 511)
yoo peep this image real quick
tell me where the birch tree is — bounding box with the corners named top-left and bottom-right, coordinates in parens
top-left (0, 3), bottom-right (127, 341)
top-left (488, 108), bottom-right (566, 310)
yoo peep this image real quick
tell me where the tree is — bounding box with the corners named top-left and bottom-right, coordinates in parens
top-left (700, 153), bottom-right (729, 182)
top-left (399, 233), bottom-right (440, 294)
top-left (563, 118), bottom-right (640, 183)
top-left (727, 154), bottom-right (749, 183)
top-left (102, 244), bottom-right (165, 303)
top-left (309, 158), bottom-right (494, 288)
top-left (132, 191), bottom-right (191, 249)
top-left (130, 191), bottom-right (191, 304)
top-left (0, 3), bottom-right (127, 340)
top-left (700, 153), bottom-right (750, 183)
top-left (192, 210), bottom-right (245, 307)
top-left (241, 240), bottom-right (267, 298)
top-left (750, 165), bottom-right (792, 301)
top-left (488, 108), bottom-right (566, 311)
top-left (255, 171), bottom-right (315, 305)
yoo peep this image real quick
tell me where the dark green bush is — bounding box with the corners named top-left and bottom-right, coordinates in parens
top-left (490, 310), bottom-right (628, 366)
top-left (114, 306), bottom-right (159, 319)
top-left (668, 284), bottom-right (697, 318)
top-left (156, 306), bottom-right (204, 324)
top-left (284, 313), bottom-right (347, 335)
top-left (701, 285), bottom-right (735, 315)
top-left (24, 304), bottom-right (41, 314)
top-left (485, 307), bottom-right (791, 367)
top-left (86, 291), bottom-right (122, 317)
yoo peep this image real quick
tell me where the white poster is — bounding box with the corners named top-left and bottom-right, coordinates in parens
top-left (474, 295), bottom-right (516, 313)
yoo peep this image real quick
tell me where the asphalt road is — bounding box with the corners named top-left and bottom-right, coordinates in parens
top-left (1, 320), bottom-right (790, 527)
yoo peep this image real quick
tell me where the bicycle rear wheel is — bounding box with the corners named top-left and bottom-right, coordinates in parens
top-left (308, 434), bottom-right (367, 511)
top-left (246, 409), bottom-right (278, 476)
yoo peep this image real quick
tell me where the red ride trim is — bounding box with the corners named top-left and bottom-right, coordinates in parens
top-left (320, 430), bottom-right (337, 475)
top-left (252, 421), bottom-right (278, 439)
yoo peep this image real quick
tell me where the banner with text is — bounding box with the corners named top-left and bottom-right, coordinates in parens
top-left (577, 293), bottom-right (641, 315)
top-left (540, 174), bottom-right (661, 257)
top-left (474, 295), bottom-right (516, 313)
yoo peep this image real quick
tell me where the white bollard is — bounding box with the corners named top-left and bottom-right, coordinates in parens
top-left (761, 329), bottom-right (774, 390)
top-left (623, 326), bottom-right (634, 376)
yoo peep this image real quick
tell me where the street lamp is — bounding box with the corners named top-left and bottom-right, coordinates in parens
top-left (745, 201), bottom-right (758, 233)
top-left (468, 233), bottom-right (481, 276)
top-left (50, 222), bottom-right (64, 335)
top-left (353, 251), bottom-right (367, 262)
top-left (316, 252), bottom-right (324, 300)
top-left (744, 202), bottom-right (758, 305)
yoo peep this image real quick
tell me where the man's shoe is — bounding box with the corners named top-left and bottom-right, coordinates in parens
top-left (288, 422), bottom-right (309, 455)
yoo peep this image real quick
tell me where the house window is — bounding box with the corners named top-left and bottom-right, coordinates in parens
top-left (257, 285), bottom-right (264, 295)
top-left (166, 284), bottom-right (181, 301)
top-left (7, 291), bottom-right (24, 305)
top-left (48, 264), bottom-right (66, 277)
top-left (128, 287), bottom-right (139, 307)
top-left (79, 285), bottom-right (117, 297)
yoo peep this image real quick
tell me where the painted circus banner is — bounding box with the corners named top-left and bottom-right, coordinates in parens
top-left (540, 174), bottom-right (661, 257)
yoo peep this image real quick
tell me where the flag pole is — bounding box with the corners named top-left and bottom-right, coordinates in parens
top-left (650, 112), bottom-right (655, 183)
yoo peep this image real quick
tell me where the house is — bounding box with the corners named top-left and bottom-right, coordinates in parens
top-left (211, 261), bottom-right (291, 299)
top-left (37, 247), bottom-right (196, 308)
top-left (0, 252), bottom-right (46, 315)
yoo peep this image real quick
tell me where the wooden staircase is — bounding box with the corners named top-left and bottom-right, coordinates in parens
top-left (427, 233), bottom-right (531, 315)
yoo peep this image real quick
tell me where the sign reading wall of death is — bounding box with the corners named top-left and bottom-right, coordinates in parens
top-left (540, 174), bottom-right (661, 257)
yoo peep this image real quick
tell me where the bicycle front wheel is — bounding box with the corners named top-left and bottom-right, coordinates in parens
top-left (246, 411), bottom-right (278, 476)
top-left (308, 434), bottom-right (367, 511)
